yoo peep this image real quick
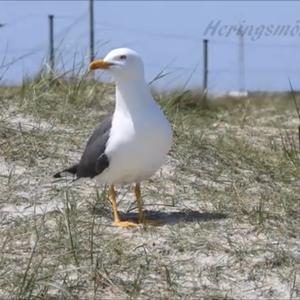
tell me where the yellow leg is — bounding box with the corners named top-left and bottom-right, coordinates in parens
top-left (108, 185), bottom-right (137, 228)
top-left (134, 183), bottom-right (144, 223)
top-left (134, 183), bottom-right (164, 226)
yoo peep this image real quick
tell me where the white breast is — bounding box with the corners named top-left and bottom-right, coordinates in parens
top-left (100, 103), bottom-right (172, 184)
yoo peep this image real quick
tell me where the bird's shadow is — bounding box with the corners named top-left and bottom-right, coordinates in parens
top-left (118, 209), bottom-right (227, 226)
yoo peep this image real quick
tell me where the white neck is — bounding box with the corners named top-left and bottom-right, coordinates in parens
top-left (115, 78), bottom-right (154, 116)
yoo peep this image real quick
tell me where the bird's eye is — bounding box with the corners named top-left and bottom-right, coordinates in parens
top-left (119, 55), bottom-right (127, 60)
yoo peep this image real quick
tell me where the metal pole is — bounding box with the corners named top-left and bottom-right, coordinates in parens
top-left (203, 39), bottom-right (208, 93)
top-left (48, 15), bottom-right (54, 73)
top-left (238, 26), bottom-right (245, 94)
top-left (89, 0), bottom-right (95, 63)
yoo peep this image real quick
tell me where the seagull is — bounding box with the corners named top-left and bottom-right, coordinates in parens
top-left (54, 48), bottom-right (172, 228)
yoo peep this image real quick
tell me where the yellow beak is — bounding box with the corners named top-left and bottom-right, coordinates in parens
top-left (89, 59), bottom-right (113, 70)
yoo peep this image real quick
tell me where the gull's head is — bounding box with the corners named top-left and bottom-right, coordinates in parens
top-left (89, 48), bottom-right (144, 81)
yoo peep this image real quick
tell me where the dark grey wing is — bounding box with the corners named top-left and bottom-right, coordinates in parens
top-left (76, 115), bottom-right (112, 178)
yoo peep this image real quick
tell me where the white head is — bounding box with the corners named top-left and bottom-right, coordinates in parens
top-left (89, 48), bottom-right (145, 82)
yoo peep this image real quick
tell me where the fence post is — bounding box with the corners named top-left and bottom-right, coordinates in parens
top-left (203, 39), bottom-right (208, 93)
top-left (48, 15), bottom-right (54, 73)
top-left (202, 39), bottom-right (209, 106)
top-left (89, 0), bottom-right (95, 63)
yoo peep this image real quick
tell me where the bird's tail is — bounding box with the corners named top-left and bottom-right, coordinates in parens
top-left (53, 164), bottom-right (78, 178)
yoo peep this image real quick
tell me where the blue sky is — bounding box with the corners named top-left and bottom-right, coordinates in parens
top-left (1, 1), bottom-right (300, 92)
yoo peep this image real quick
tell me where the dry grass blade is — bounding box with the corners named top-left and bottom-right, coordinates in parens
top-left (288, 78), bottom-right (300, 151)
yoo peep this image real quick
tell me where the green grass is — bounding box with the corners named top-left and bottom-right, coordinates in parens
top-left (0, 77), bottom-right (300, 299)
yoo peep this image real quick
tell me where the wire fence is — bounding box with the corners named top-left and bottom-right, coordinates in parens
top-left (0, 12), bottom-right (299, 92)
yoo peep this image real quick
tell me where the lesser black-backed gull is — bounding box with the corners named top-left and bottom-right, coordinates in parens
top-left (54, 48), bottom-right (172, 228)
